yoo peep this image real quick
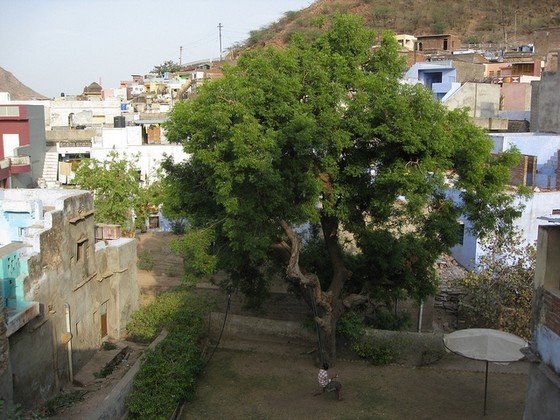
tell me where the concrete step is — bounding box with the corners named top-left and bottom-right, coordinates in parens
top-left (73, 342), bottom-right (129, 388)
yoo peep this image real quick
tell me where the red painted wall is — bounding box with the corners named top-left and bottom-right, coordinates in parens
top-left (0, 105), bottom-right (30, 159)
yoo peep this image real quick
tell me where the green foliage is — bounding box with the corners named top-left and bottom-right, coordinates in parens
top-left (73, 151), bottom-right (158, 233)
top-left (101, 341), bottom-right (117, 351)
top-left (353, 341), bottom-right (399, 365)
top-left (43, 391), bottom-right (86, 416)
top-left (458, 230), bottom-right (535, 339)
top-left (152, 60), bottom-right (182, 75)
top-left (337, 311), bottom-right (366, 342)
top-left (370, 309), bottom-right (411, 331)
top-left (126, 289), bottom-right (205, 341)
top-left (169, 227), bottom-right (218, 283)
top-left (164, 14), bottom-right (521, 352)
top-left (126, 290), bottom-right (211, 418)
top-left (137, 250), bottom-right (155, 271)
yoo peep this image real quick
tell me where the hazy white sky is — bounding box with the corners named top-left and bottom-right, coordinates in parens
top-left (1, 0), bottom-right (313, 98)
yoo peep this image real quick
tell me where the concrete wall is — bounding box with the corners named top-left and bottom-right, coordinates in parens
top-left (531, 71), bottom-right (560, 133)
top-left (443, 83), bottom-right (501, 118)
top-left (49, 99), bottom-right (122, 128)
top-left (501, 83), bottom-right (532, 111)
top-left (451, 191), bottom-right (560, 270)
top-left (491, 133), bottom-right (560, 189)
top-left (452, 60), bottom-right (485, 83)
top-left (21, 105), bottom-right (46, 188)
top-left (0, 189), bottom-right (138, 407)
top-left (524, 225), bottom-right (560, 419)
top-left (0, 302), bottom-right (13, 413)
top-left (90, 143), bottom-right (188, 182)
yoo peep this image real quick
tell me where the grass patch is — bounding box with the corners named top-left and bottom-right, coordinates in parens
top-left (125, 288), bottom-right (214, 418)
top-left (137, 250), bottom-right (155, 271)
top-left (41, 391), bottom-right (87, 416)
top-left (101, 341), bottom-right (117, 351)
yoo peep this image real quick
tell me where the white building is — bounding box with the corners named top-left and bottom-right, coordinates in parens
top-left (451, 133), bottom-right (560, 269)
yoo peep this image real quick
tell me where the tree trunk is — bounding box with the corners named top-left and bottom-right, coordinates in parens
top-left (280, 216), bottom-right (351, 362)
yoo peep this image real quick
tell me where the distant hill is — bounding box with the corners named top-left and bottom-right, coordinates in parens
top-left (0, 67), bottom-right (47, 100)
top-left (245, 0), bottom-right (560, 49)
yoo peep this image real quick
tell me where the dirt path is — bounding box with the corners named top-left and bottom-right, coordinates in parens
top-left (184, 350), bottom-right (527, 420)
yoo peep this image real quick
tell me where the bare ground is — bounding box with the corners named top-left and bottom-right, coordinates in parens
top-left (32, 232), bottom-right (528, 419)
top-left (183, 349), bottom-right (527, 420)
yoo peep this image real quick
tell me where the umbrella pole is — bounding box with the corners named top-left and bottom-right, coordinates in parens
top-left (483, 360), bottom-right (489, 416)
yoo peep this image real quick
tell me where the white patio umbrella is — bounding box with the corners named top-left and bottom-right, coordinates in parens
top-left (443, 328), bottom-right (528, 416)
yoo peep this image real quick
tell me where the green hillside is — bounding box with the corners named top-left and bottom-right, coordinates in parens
top-left (246, 0), bottom-right (560, 48)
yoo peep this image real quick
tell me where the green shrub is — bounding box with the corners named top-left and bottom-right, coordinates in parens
top-left (127, 289), bottom-right (202, 341)
top-left (43, 391), bottom-right (86, 416)
top-left (370, 309), bottom-right (411, 331)
top-left (126, 289), bottom-right (212, 418)
top-left (137, 250), bottom-right (155, 271)
top-left (337, 311), bottom-right (366, 342)
top-left (353, 341), bottom-right (399, 365)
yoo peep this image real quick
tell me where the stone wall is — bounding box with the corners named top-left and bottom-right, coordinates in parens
top-left (1, 190), bottom-right (139, 407)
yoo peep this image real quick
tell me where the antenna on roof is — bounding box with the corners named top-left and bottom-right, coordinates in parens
top-left (218, 23), bottom-right (223, 61)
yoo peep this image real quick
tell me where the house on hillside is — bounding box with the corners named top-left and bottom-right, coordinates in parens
top-left (396, 34), bottom-right (417, 52)
top-left (0, 104), bottom-right (46, 188)
top-left (523, 224), bottom-right (560, 418)
top-left (0, 189), bottom-right (138, 407)
top-left (415, 34), bottom-right (461, 53)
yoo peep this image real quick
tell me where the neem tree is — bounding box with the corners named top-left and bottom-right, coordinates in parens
top-left (163, 15), bottom-right (520, 358)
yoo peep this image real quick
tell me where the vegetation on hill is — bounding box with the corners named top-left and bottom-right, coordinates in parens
top-left (245, 0), bottom-right (560, 49)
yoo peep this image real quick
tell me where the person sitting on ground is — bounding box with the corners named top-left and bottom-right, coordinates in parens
top-left (317, 362), bottom-right (343, 400)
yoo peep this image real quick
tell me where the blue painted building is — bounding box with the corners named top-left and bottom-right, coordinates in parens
top-left (0, 198), bottom-right (41, 336)
top-left (403, 61), bottom-right (461, 101)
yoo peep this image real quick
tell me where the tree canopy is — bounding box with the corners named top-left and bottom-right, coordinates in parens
top-left (74, 152), bottom-right (159, 233)
top-left (163, 14), bottom-right (520, 358)
top-left (152, 60), bottom-right (183, 75)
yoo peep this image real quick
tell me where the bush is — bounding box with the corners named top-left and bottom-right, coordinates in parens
top-left (458, 232), bottom-right (535, 340)
top-left (353, 341), bottom-right (398, 365)
top-left (137, 250), bottom-right (155, 271)
top-left (126, 289), bottom-right (212, 418)
top-left (370, 309), bottom-right (411, 331)
top-left (127, 289), bottom-right (202, 342)
top-left (337, 311), bottom-right (366, 342)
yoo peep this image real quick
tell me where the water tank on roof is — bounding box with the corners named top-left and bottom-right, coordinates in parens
top-left (114, 116), bottom-right (126, 128)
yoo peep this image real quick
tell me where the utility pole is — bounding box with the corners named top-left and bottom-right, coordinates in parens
top-left (218, 22), bottom-right (223, 61)
top-left (179, 46), bottom-right (183, 65)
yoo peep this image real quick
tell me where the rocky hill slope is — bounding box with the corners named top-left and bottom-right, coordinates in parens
top-left (0, 66), bottom-right (47, 100)
top-left (245, 0), bottom-right (560, 49)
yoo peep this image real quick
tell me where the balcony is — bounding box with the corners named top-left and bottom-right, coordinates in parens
top-left (9, 156), bottom-right (31, 174)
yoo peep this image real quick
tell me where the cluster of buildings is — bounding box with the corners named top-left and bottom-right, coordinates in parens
top-left (0, 26), bottom-right (559, 413)
top-left (396, 31), bottom-right (560, 417)
top-left (0, 59), bottom-right (225, 410)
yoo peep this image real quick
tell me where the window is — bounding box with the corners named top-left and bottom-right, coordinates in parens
top-left (443, 39), bottom-right (448, 50)
top-left (457, 222), bottom-right (465, 246)
top-left (0, 106), bottom-right (20, 117)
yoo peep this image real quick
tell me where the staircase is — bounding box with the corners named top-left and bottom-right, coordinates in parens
top-left (41, 150), bottom-right (59, 186)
